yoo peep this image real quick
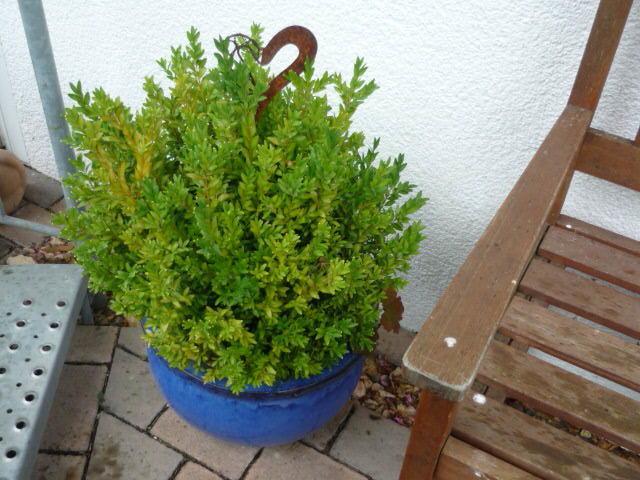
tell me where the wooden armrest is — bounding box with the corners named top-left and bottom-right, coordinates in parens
top-left (403, 105), bottom-right (592, 401)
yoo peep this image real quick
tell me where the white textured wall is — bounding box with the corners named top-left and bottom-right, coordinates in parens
top-left (1, 1), bottom-right (639, 330)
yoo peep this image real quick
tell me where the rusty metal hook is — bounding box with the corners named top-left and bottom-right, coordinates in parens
top-left (256, 25), bottom-right (318, 119)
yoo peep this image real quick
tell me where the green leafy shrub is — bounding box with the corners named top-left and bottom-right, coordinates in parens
top-left (58, 26), bottom-right (426, 392)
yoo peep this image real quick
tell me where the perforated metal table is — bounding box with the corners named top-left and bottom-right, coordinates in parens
top-left (0, 265), bottom-right (87, 480)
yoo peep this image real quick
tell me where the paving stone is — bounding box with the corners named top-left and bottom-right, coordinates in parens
top-left (304, 401), bottom-right (353, 450)
top-left (331, 406), bottom-right (410, 480)
top-left (152, 409), bottom-right (259, 479)
top-left (375, 325), bottom-right (416, 366)
top-left (118, 325), bottom-right (148, 359)
top-left (50, 198), bottom-right (67, 213)
top-left (246, 443), bottom-right (366, 480)
top-left (0, 252), bottom-right (12, 265)
top-left (24, 166), bottom-right (63, 208)
top-left (41, 364), bottom-right (107, 451)
top-left (33, 453), bottom-right (86, 480)
top-left (86, 413), bottom-right (182, 480)
top-left (67, 325), bottom-right (118, 363)
top-left (0, 202), bottom-right (53, 246)
top-left (103, 348), bottom-right (165, 428)
top-left (175, 462), bottom-right (223, 480)
top-left (0, 236), bottom-right (14, 258)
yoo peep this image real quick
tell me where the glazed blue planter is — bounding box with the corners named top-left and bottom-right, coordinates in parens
top-left (147, 348), bottom-right (363, 446)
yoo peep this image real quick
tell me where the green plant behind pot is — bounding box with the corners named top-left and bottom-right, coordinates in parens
top-left (57, 26), bottom-right (426, 393)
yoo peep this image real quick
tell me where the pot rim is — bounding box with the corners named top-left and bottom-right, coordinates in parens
top-left (148, 348), bottom-right (362, 399)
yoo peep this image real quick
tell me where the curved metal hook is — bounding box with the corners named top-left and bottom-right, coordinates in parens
top-left (256, 25), bottom-right (318, 119)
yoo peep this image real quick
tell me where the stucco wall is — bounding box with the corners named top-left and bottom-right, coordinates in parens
top-left (1, 1), bottom-right (638, 331)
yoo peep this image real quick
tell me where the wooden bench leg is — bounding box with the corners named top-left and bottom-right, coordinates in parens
top-left (399, 390), bottom-right (459, 480)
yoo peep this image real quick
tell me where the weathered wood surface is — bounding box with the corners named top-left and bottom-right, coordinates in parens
top-left (435, 437), bottom-right (540, 480)
top-left (519, 258), bottom-right (640, 339)
top-left (400, 390), bottom-right (458, 480)
top-left (568, 0), bottom-right (632, 111)
top-left (556, 215), bottom-right (640, 258)
top-left (453, 395), bottom-right (640, 480)
top-left (539, 226), bottom-right (640, 294)
top-left (500, 297), bottom-right (640, 392)
top-left (403, 105), bottom-right (592, 400)
top-left (575, 128), bottom-right (640, 192)
top-left (478, 341), bottom-right (640, 453)
top-left (402, 0), bottom-right (637, 476)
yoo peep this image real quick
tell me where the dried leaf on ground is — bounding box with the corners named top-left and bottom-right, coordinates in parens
top-left (353, 354), bottom-right (419, 427)
top-left (355, 353), bottom-right (640, 466)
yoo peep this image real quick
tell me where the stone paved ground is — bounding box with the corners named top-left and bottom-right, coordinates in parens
top-left (30, 323), bottom-right (409, 480)
top-left (2, 168), bottom-right (412, 480)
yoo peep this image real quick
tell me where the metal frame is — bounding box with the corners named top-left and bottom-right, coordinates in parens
top-left (1, 0), bottom-right (92, 323)
top-left (0, 5), bottom-right (95, 476)
top-left (0, 0), bottom-right (75, 237)
top-left (0, 202), bottom-right (60, 237)
top-left (17, 0), bottom-right (76, 208)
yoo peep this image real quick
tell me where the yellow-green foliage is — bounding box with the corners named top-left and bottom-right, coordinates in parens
top-left (58, 26), bottom-right (426, 392)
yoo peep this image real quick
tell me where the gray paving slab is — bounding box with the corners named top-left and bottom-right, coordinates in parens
top-left (0, 236), bottom-right (14, 259)
top-left (331, 406), bottom-right (410, 480)
top-left (86, 413), bottom-right (182, 480)
top-left (67, 326), bottom-right (118, 363)
top-left (33, 453), bottom-right (85, 480)
top-left (151, 408), bottom-right (259, 479)
top-left (24, 167), bottom-right (63, 208)
top-left (0, 203), bottom-right (53, 246)
top-left (246, 443), bottom-right (367, 480)
top-left (103, 348), bottom-right (165, 428)
top-left (304, 401), bottom-right (353, 450)
top-left (50, 199), bottom-right (66, 214)
top-left (174, 462), bottom-right (223, 480)
top-left (118, 325), bottom-right (147, 359)
top-left (41, 364), bottom-right (107, 451)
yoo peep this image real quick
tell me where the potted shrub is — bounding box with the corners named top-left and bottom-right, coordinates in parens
top-left (57, 25), bottom-right (425, 446)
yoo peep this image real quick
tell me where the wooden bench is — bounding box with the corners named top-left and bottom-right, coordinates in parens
top-left (399, 1), bottom-right (640, 478)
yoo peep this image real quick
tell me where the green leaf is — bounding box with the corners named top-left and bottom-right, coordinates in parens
top-left (59, 26), bottom-right (426, 393)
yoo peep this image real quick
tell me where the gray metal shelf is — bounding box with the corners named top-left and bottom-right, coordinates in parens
top-left (0, 265), bottom-right (86, 480)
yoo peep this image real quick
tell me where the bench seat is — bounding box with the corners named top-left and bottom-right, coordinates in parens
top-left (436, 218), bottom-right (640, 479)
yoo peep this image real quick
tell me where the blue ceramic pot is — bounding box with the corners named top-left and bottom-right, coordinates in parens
top-left (147, 348), bottom-right (363, 446)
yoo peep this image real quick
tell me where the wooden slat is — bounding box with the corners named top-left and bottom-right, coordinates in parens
top-left (403, 105), bottom-right (592, 400)
top-left (453, 395), bottom-right (640, 480)
top-left (568, 0), bottom-right (632, 111)
top-left (435, 437), bottom-right (540, 480)
top-left (539, 226), bottom-right (640, 294)
top-left (478, 341), bottom-right (640, 453)
top-left (557, 214), bottom-right (640, 258)
top-left (520, 258), bottom-right (640, 339)
top-left (575, 128), bottom-right (640, 192)
top-left (499, 296), bottom-right (640, 392)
